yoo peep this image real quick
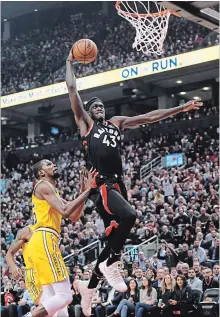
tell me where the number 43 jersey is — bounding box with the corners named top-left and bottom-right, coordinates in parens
top-left (81, 120), bottom-right (123, 176)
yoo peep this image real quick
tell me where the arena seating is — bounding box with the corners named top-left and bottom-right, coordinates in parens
top-left (1, 9), bottom-right (218, 96)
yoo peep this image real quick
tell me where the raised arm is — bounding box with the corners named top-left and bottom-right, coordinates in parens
top-left (111, 101), bottom-right (202, 129)
top-left (36, 169), bottom-right (97, 219)
top-left (6, 227), bottom-right (30, 280)
top-left (66, 50), bottom-right (92, 136)
top-left (68, 167), bottom-right (88, 222)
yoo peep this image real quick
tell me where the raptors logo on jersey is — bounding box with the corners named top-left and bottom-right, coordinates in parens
top-left (81, 120), bottom-right (123, 176)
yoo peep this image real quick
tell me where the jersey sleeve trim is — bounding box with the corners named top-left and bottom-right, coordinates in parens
top-left (83, 121), bottom-right (94, 137)
top-left (108, 119), bottom-right (120, 130)
top-left (32, 180), bottom-right (44, 196)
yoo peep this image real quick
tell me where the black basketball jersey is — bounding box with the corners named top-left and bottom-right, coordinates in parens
top-left (81, 120), bottom-right (122, 176)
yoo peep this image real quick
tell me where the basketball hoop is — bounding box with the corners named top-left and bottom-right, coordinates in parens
top-left (115, 1), bottom-right (180, 56)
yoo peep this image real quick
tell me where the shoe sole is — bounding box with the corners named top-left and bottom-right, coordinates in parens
top-left (78, 282), bottom-right (93, 317)
top-left (99, 262), bottom-right (127, 292)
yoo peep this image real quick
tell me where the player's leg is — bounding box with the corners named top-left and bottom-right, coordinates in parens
top-left (98, 187), bottom-right (136, 287)
top-left (88, 187), bottom-right (135, 283)
top-left (78, 189), bottom-right (135, 317)
top-left (102, 187), bottom-right (136, 260)
top-left (88, 211), bottom-right (119, 288)
top-left (23, 279), bottom-right (72, 317)
top-left (24, 232), bottom-right (71, 317)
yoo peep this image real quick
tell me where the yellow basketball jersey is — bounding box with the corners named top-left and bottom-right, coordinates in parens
top-left (32, 180), bottom-right (62, 234)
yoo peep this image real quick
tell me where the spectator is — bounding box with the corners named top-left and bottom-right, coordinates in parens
top-left (160, 274), bottom-right (176, 305)
top-left (183, 249), bottom-right (194, 267)
top-left (208, 239), bottom-right (219, 264)
top-left (182, 228), bottom-right (195, 246)
top-left (137, 251), bottom-right (146, 270)
top-left (160, 226), bottom-right (173, 243)
top-left (181, 263), bottom-right (189, 279)
top-left (105, 290), bottom-right (123, 317)
top-left (158, 243), bottom-right (178, 269)
top-left (162, 275), bottom-right (193, 317)
top-left (135, 278), bottom-right (157, 316)
top-left (135, 268), bottom-right (143, 288)
top-left (108, 279), bottom-right (139, 317)
top-left (17, 288), bottom-right (34, 317)
top-left (205, 229), bottom-right (218, 246)
top-left (198, 207), bottom-right (210, 224)
top-left (178, 243), bottom-right (189, 262)
top-left (202, 267), bottom-right (219, 292)
top-left (151, 254), bottom-right (163, 271)
top-left (187, 268), bottom-right (203, 292)
top-left (95, 280), bottom-right (112, 317)
top-left (212, 264), bottom-right (219, 282)
top-left (153, 268), bottom-right (164, 297)
top-left (192, 240), bottom-right (206, 264)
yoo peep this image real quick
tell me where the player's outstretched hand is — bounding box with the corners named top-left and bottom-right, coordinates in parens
top-left (11, 265), bottom-right (22, 280)
top-left (79, 167), bottom-right (88, 193)
top-left (85, 167), bottom-right (99, 190)
top-left (67, 47), bottom-right (76, 63)
top-left (182, 100), bottom-right (203, 112)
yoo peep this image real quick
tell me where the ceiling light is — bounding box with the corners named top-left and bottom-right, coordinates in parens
top-left (176, 80), bottom-right (182, 84)
top-left (202, 87), bottom-right (210, 91)
top-left (193, 96), bottom-right (201, 100)
top-left (34, 9), bottom-right (38, 12)
top-left (4, 19), bottom-right (7, 22)
top-left (179, 92), bottom-right (186, 95)
top-left (1, 117), bottom-right (8, 120)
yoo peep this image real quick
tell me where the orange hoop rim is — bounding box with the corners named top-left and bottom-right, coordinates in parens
top-left (115, 1), bottom-right (181, 18)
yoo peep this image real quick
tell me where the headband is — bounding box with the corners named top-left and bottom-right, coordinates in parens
top-left (84, 97), bottom-right (104, 111)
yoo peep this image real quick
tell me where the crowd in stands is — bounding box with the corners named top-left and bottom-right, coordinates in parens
top-left (1, 101), bottom-right (218, 152)
top-left (1, 108), bottom-right (219, 315)
top-left (2, 8), bottom-right (219, 96)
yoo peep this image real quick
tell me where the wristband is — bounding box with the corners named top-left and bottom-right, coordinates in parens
top-left (72, 61), bottom-right (80, 66)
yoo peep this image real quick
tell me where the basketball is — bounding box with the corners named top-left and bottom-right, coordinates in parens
top-left (72, 39), bottom-right (98, 64)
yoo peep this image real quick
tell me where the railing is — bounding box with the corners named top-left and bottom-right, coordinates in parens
top-left (64, 235), bottom-right (158, 269)
top-left (122, 235), bottom-right (159, 262)
top-left (63, 239), bottom-right (100, 262)
top-left (140, 156), bottom-right (162, 181)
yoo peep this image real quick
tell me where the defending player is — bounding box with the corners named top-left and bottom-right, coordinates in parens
top-left (6, 167), bottom-right (90, 317)
top-left (66, 49), bottom-right (202, 316)
top-left (6, 225), bottom-right (42, 305)
top-left (20, 160), bottom-right (96, 317)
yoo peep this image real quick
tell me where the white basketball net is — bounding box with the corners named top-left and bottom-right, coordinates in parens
top-left (116, 1), bottom-right (171, 56)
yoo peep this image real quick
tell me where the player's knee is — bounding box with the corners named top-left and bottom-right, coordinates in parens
top-left (127, 208), bottom-right (136, 222)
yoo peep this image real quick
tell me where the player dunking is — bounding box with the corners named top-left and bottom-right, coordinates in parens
top-left (20, 160), bottom-right (96, 317)
top-left (66, 49), bottom-right (202, 316)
